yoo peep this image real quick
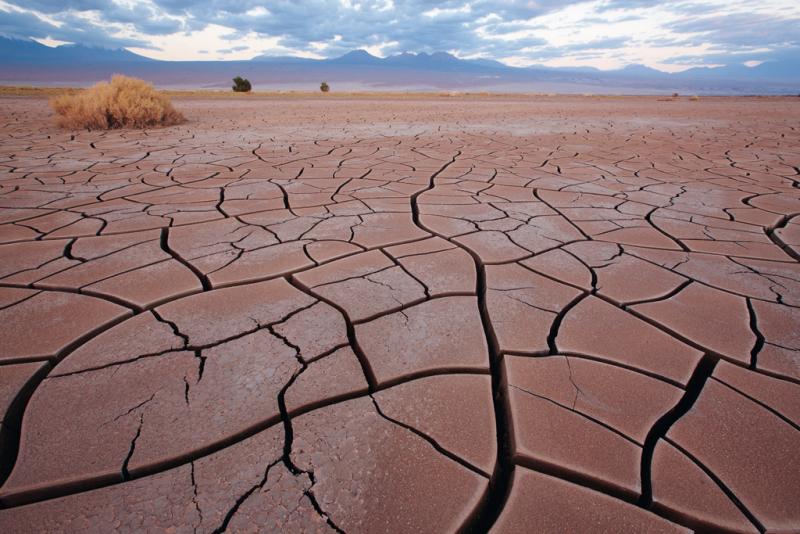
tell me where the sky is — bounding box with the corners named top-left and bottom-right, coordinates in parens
top-left (0, 0), bottom-right (798, 72)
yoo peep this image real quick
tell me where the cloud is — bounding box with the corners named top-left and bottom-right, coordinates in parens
top-left (0, 0), bottom-right (797, 69)
top-left (667, 12), bottom-right (800, 48)
top-left (0, 4), bottom-right (151, 48)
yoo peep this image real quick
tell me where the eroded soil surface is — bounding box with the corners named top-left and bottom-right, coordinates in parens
top-left (0, 95), bottom-right (798, 533)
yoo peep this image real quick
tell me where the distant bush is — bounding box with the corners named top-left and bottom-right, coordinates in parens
top-left (320, 81), bottom-right (330, 93)
top-left (50, 75), bottom-right (184, 129)
top-left (690, 95), bottom-right (700, 101)
top-left (232, 76), bottom-right (252, 92)
top-left (672, 92), bottom-right (679, 97)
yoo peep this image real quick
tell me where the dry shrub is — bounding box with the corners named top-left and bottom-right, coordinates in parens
top-left (50, 75), bottom-right (184, 129)
top-left (690, 95), bottom-right (700, 101)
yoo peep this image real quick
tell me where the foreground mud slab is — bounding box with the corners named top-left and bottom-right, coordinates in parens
top-left (0, 95), bottom-right (798, 532)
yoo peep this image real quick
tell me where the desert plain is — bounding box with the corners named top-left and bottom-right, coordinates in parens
top-left (0, 94), bottom-right (798, 532)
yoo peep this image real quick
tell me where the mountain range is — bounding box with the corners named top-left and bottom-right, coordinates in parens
top-left (1, 37), bottom-right (798, 94)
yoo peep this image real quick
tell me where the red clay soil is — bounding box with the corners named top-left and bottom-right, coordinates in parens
top-left (0, 95), bottom-right (798, 533)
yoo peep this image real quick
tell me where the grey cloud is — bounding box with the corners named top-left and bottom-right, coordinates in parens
top-left (0, 8), bottom-right (150, 48)
top-left (667, 12), bottom-right (800, 48)
top-left (0, 0), bottom-right (796, 68)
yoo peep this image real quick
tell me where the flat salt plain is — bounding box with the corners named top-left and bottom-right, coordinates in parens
top-left (0, 94), bottom-right (798, 533)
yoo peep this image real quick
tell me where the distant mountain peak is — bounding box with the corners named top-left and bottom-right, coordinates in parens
top-left (329, 49), bottom-right (383, 64)
top-left (337, 49), bottom-right (379, 59)
top-left (0, 36), bottom-right (150, 64)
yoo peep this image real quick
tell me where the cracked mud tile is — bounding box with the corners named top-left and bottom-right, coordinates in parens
top-left (0, 239), bottom-right (78, 284)
top-left (504, 215), bottom-right (585, 255)
top-left (46, 216), bottom-right (106, 240)
top-left (284, 346), bottom-right (368, 413)
top-left (625, 246), bottom-right (792, 304)
top-left (774, 215), bottom-right (800, 257)
top-left (295, 250), bottom-right (426, 322)
top-left (234, 210), bottom-right (318, 242)
top-left (594, 224), bottom-right (684, 250)
top-left (293, 214), bottom-right (363, 241)
top-left (0, 280), bottom-right (351, 503)
top-left (505, 361), bottom-right (642, 498)
top-left (712, 361), bottom-right (800, 426)
top-left (0, 290), bottom-right (130, 364)
top-left (537, 190), bottom-right (681, 250)
top-left (220, 187), bottom-right (285, 218)
top-left (0, 361), bottom-right (48, 468)
top-left (0, 462), bottom-right (201, 532)
top-left (304, 240), bottom-right (365, 263)
top-left (519, 248), bottom-right (594, 290)
top-left (81, 258), bottom-right (203, 309)
top-left (280, 178), bottom-right (345, 209)
top-left (155, 279), bottom-right (314, 347)
top-left (453, 230), bottom-right (530, 263)
top-left (557, 296), bottom-right (703, 386)
top-left (37, 237), bottom-right (169, 286)
top-left (505, 355), bottom-right (682, 445)
top-left (349, 212), bottom-right (430, 248)
top-left (667, 379), bottom-right (800, 532)
top-left (373, 374), bottom-right (496, 475)
top-left (76, 198), bottom-right (207, 235)
top-left (272, 301), bottom-right (348, 362)
top-left (736, 256), bottom-right (800, 306)
top-left (3, 328), bottom-right (313, 504)
top-left (727, 207), bottom-right (785, 228)
top-left (486, 264), bottom-right (581, 354)
top-left (632, 283), bottom-right (755, 364)
top-left (684, 238), bottom-right (795, 262)
top-left (127, 185), bottom-right (221, 207)
top-left (417, 203), bottom-right (495, 237)
top-left (747, 192), bottom-right (800, 216)
top-left (0, 223), bottom-right (41, 243)
top-left (167, 218), bottom-right (313, 288)
top-left (68, 229), bottom-right (163, 258)
top-left (13, 210), bottom-right (85, 237)
top-left (0, 286), bottom-right (41, 310)
top-left (355, 296), bottom-right (489, 385)
top-left (653, 209), bottom-right (794, 261)
top-left (0, 399), bottom-right (306, 532)
top-left (51, 311), bottom-right (185, 375)
top-left (209, 240), bottom-right (314, 288)
top-left (0, 350), bottom-right (199, 502)
top-left (651, 440), bottom-right (759, 533)
top-left (564, 241), bottom-right (686, 304)
top-left (492, 467), bottom-right (687, 533)
top-left (417, 212), bottom-right (479, 237)
top-left (317, 266), bottom-right (427, 321)
top-left (290, 396), bottom-right (488, 533)
top-left (0, 208), bottom-right (53, 226)
top-left (385, 237), bottom-right (476, 296)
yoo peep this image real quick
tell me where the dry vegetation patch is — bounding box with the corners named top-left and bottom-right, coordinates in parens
top-left (50, 75), bottom-right (184, 129)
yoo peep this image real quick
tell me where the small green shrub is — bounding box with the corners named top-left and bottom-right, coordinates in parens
top-left (232, 76), bottom-right (252, 93)
top-left (320, 81), bottom-right (330, 93)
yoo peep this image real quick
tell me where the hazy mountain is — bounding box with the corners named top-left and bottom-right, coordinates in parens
top-left (679, 59), bottom-right (800, 81)
top-left (0, 37), bottom-right (150, 64)
top-left (1, 37), bottom-right (797, 94)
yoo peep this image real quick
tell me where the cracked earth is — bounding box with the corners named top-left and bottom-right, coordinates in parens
top-left (0, 95), bottom-right (798, 533)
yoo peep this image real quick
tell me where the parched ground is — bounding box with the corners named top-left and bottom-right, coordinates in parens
top-left (0, 95), bottom-right (798, 533)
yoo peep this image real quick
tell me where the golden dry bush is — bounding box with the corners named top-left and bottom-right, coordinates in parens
top-left (50, 75), bottom-right (184, 129)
